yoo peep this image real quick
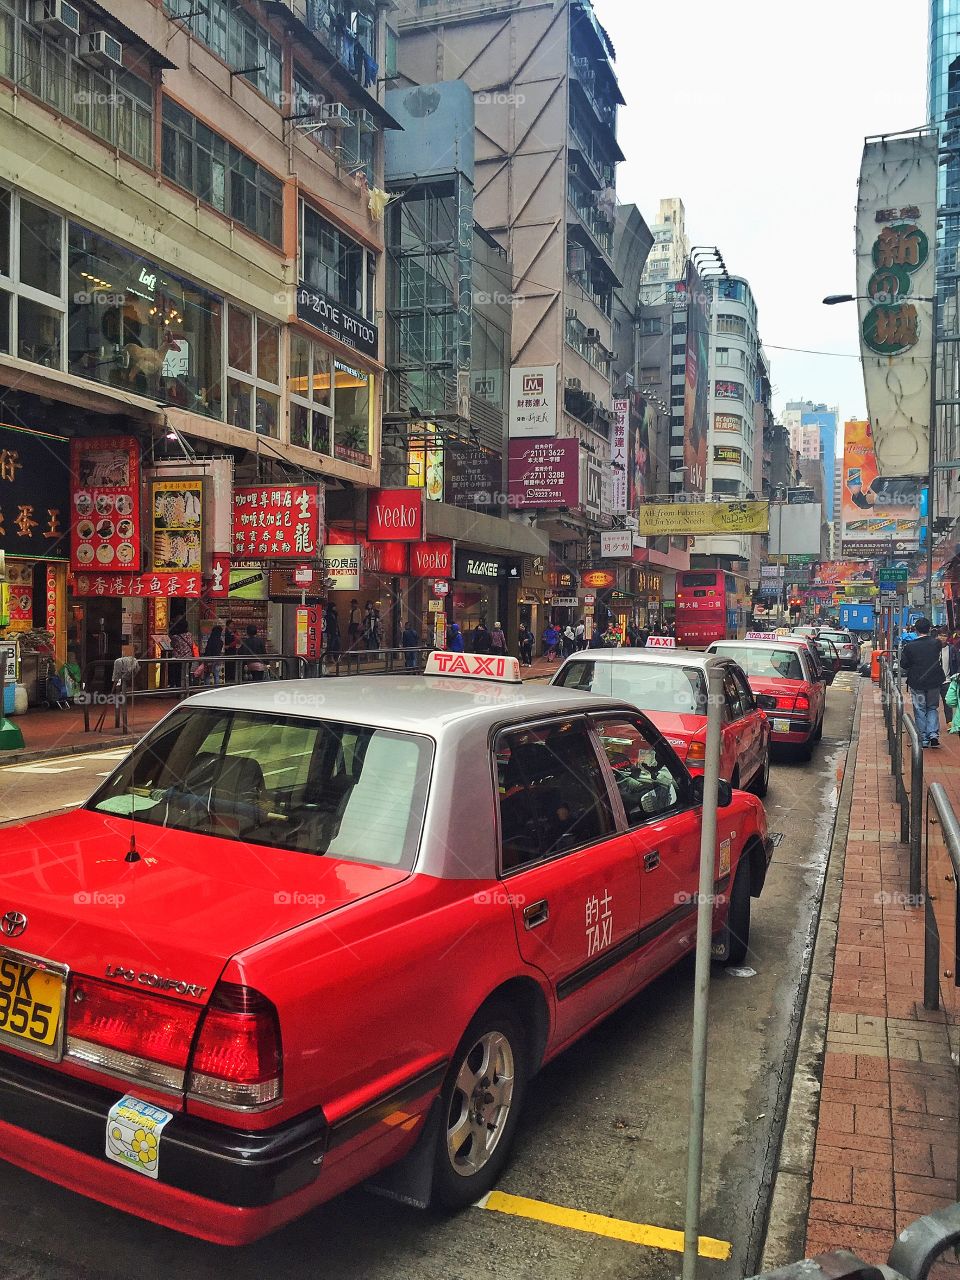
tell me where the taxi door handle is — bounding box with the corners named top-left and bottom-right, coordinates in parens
top-left (643, 849), bottom-right (660, 872)
top-left (523, 900), bottom-right (549, 929)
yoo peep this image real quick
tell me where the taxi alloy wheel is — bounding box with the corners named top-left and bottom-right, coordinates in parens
top-left (723, 859), bottom-right (751, 966)
top-left (753, 750), bottom-right (770, 798)
top-left (433, 1004), bottom-right (526, 1209)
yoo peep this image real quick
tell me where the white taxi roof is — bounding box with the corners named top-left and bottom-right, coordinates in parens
top-left (556, 647), bottom-right (729, 672)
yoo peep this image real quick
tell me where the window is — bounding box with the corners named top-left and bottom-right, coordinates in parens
top-left (161, 100), bottom-right (283, 247)
top-left (0, 7), bottom-right (153, 162)
top-left (300, 203), bottom-right (374, 317)
top-left (89, 709), bottom-right (433, 869)
top-left (554, 659), bottom-right (708, 715)
top-left (716, 313), bottom-right (746, 338)
top-left (711, 644), bottom-right (803, 681)
top-left (226, 305), bottom-right (281, 437)
top-left (66, 223), bottom-right (222, 419)
top-left (334, 358), bottom-right (371, 463)
top-left (712, 479), bottom-right (742, 496)
top-left (495, 720), bottom-right (614, 871)
top-left (288, 332), bottom-right (334, 458)
top-left (0, 189), bottom-right (65, 369)
top-left (591, 716), bottom-right (686, 826)
top-left (162, 0), bottom-right (282, 103)
top-left (640, 367), bottom-right (660, 384)
top-left (721, 669), bottom-right (748, 721)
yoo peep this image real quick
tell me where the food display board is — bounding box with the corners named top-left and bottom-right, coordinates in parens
top-left (70, 437), bottom-right (141, 572)
top-left (151, 479), bottom-right (202, 572)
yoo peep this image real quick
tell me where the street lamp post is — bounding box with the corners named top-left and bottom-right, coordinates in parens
top-left (822, 292), bottom-right (938, 620)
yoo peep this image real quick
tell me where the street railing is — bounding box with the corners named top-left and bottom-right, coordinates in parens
top-left (880, 657), bottom-right (924, 895)
top-left (923, 782), bottom-right (960, 1020)
top-left (324, 646), bottom-right (432, 677)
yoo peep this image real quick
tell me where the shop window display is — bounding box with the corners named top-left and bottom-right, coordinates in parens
top-left (67, 225), bottom-right (222, 419)
top-left (225, 305), bottom-right (281, 438)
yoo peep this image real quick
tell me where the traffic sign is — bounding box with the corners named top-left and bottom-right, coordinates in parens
top-left (879, 566), bottom-right (908, 581)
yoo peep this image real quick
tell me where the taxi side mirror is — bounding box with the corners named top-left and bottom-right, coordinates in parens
top-left (756, 692), bottom-right (778, 711)
top-left (691, 776), bottom-right (734, 807)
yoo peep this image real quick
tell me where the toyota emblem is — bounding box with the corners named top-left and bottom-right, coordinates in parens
top-left (0, 912), bottom-right (27, 939)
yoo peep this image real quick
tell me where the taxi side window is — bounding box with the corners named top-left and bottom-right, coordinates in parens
top-left (730, 667), bottom-right (755, 712)
top-left (721, 670), bottom-right (745, 721)
top-left (495, 720), bottom-right (615, 872)
top-left (591, 716), bottom-right (687, 827)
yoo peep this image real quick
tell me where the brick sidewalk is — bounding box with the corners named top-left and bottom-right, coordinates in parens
top-left (804, 684), bottom-right (959, 1264)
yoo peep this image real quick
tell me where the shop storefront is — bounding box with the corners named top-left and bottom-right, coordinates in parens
top-left (632, 567), bottom-right (663, 630)
top-left (450, 549), bottom-right (519, 643)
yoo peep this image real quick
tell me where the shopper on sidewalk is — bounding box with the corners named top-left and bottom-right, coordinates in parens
top-left (900, 617), bottom-right (945, 748)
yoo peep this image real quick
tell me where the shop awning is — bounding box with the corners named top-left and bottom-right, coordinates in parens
top-left (425, 503), bottom-right (549, 559)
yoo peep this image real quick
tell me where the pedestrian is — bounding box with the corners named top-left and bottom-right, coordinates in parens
top-left (542, 622), bottom-right (560, 661)
top-left (362, 601), bottom-right (380, 651)
top-left (950, 631), bottom-right (960, 677)
top-left (858, 636), bottom-right (873, 677)
top-left (223, 619), bottom-right (239, 684)
top-left (169, 614), bottom-right (194, 689)
top-left (518, 624), bottom-right (534, 667)
top-left (490, 621), bottom-right (508, 655)
top-left (347, 599), bottom-right (362, 650)
top-left (401, 619), bottom-right (420, 670)
top-left (472, 618), bottom-right (492, 654)
top-left (562, 622), bottom-right (576, 657)
top-left (324, 603), bottom-right (341, 664)
top-left (639, 626), bottom-right (651, 647)
top-left (239, 623), bottom-right (268, 681)
top-left (203, 623), bottom-right (224, 687)
top-left (574, 618), bottom-right (586, 650)
top-left (447, 621), bottom-right (464, 653)
top-left (600, 623), bottom-right (621, 648)
top-left (900, 617), bottom-right (944, 748)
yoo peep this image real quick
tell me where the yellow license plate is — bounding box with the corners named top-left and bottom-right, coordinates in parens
top-left (0, 955), bottom-right (62, 1047)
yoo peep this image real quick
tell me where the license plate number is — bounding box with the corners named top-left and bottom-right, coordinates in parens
top-left (772, 718), bottom-right (791, 733)
top-left (0, 955), bottom-right (62, 1047)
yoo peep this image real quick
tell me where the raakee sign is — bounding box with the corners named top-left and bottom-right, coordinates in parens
top-left (367, 488), bottom-right (424, 542)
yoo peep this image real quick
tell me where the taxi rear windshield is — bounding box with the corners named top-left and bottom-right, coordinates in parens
top-left (87, 708), bottom-right (433, 869)
top-left (555, 659), bottom-right (708, 714)
top-left (711, 644), bottom-right (804, 681)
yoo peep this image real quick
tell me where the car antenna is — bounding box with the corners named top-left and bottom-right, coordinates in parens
top-left (124, 783), bottom-right (141, 863)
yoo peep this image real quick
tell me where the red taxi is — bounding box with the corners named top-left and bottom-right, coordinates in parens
top-left (707, 634), bottom-right (827, 759)
top-left (550, 647), bottom-right (774, 796)
top-left (0, 653), bottom-right (771, 1244)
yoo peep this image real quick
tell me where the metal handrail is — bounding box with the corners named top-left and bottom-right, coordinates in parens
top-left (880, 657), bottom-right (923, 895)
top-left (324, 646), bottom-right (433, 677)
top-left (923, 781), bottom-right (960, 1012)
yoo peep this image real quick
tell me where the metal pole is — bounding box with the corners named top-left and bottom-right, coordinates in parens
top-left (682, 660), bottom-right (723, 1280)
top-left (928, 288), bottom-right (938, 618)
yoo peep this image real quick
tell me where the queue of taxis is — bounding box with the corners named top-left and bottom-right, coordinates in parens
top-left (0, 653), bottom-right (771, 1244)
top-left (706, 633), bottom-right (828, 759)
top-left (549, 647), bottom-right (774, 796)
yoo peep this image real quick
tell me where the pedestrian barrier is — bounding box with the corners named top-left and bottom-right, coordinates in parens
top-left (923, 782), bottom-right (960, 1024)
top-left (749, 1201), bottom-right (960, 1280)
top-left (880, 657), bottom-right (923, 895)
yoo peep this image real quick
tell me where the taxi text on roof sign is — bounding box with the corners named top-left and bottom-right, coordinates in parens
top-left (645, 635), bottom-right (676, 648)
top-left (424, 652), bottom-right (522, 683)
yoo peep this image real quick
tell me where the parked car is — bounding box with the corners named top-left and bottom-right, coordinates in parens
top-left (550, 647), bottom-right (773, 796)
top-left (816, 628), bottom-right (859, 671)
top-left (707, 635), bottom-right (828, 760)
top-left (0, 652), bottom-right (772, 1244)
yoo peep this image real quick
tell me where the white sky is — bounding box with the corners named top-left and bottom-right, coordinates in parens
top-left (594, 0), bottom-right (928, 439)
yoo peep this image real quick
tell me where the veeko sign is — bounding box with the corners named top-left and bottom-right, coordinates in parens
top-left (410, 540), bottom-right (453, 578)
top-left (367, 488), bottom-right (424, 541)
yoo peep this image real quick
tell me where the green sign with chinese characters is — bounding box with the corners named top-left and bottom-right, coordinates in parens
top-left (862, 223), bottom-right (929, 356)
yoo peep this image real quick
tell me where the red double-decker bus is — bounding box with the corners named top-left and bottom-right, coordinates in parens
top-left (675, 569), bottom-right (751, 649)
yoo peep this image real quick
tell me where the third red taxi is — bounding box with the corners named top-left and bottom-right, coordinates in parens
top-left (706, 632), bottom-right (828, 759)
top-left (550, 645), bottom-right (774, 795)
top-left (0, 651), bottom-right (770, 1245)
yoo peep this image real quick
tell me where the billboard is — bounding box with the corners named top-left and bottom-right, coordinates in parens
top-left (611, 399), bottom-right (629, 513)
top-left (856, 130), bottom-right (937, 477)
top-left (841, 418), bottom-right (921, 551)
top-left (507, 438), bottom-right (579, 508)
top-left (636, 500), bottom-right (769, 535)
top-left (683, 263), bottom-right (709, 493)
top-left (630, 397), bottom-right (652, 508)
top-left (508, 365), bottom-right (557, 437)
top-left (768, 503), bottom-right (823, 556)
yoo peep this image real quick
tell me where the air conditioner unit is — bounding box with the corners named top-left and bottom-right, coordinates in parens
top-left (584, 391), bottom-right (597, 405)
top-left (352, 109), bottom-right (377, 133)
top-left (83, 31), bottom-right (123, 69)
top-left (566, 377), bottom-right (582, 390)
top-left (321, 102), bottom-right (352, 129)
top-left (567, 245), bottom-right (587, 274)
top-left (565, 307), bottom-right (577, 319)
top-left (31, 0), bottom-right (80, 36)
top-left (586, 327), bottom-right (600, 342)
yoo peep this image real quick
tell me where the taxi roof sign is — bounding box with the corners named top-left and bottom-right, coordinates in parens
top-left (423, 652), bottom-right (522, 683)
top-left (644, 635), bottom-right (676, 648)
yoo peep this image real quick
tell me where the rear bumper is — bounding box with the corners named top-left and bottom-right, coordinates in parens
top-left (0, 1049), bottom-right (328, 1243)
top-left (763, 714), bottom-right (813, 744)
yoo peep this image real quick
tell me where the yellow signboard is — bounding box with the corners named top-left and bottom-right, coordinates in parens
top-left (636, 501), bottom-right (769, 536)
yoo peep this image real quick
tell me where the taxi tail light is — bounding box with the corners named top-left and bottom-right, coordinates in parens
top-left (65, 976), bottom-right (200, 1092)
top-left (794, 692), bottom-right (811, 712)
top-left (775, 694), bottom-right (798, 711)
top-left (685, 739), bottom-right (706, 767)
top-left (186, 982), bottom-right (281, 1108)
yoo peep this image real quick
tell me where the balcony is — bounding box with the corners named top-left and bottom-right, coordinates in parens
top-left (569, 56), bottom-right (617, 132)
top-left (567, 182), bottom-right (614, 255)
top-left (273, 0), bottom-right (378, 88)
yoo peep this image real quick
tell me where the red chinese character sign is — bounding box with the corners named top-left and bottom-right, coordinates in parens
top-left (367, 488), bottom-right (424, 542)
top-left (232, 486), bottom-right (323, 559)
top-left (72, 572), bottom-right (202, 598)
top-left (70, 436), bottom-right (141, 572)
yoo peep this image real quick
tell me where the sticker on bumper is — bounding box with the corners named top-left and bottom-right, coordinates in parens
top-left (772, 718), bottom-right (791, 733)
top-left (106, 1094), bottom-right (173, 1180)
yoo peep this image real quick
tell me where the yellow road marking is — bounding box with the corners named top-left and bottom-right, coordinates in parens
top-left (476, 1190), bottom-right (732, 1260)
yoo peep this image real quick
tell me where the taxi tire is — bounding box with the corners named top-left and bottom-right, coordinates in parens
top-left (753, 751), bottom-right (770, 798)
top-left (724, 860), bottom-right (751, 966)
top-left (431, 1002), bottom-right (527, 1211)
top-left (813, 715), bottom-right (823, 742)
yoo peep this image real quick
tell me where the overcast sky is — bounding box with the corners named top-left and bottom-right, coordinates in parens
top-left (594, 0), bottom-right (928, 440)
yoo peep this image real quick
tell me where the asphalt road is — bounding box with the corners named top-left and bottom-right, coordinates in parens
top-left (0, 674), bottom-right (859, 1280)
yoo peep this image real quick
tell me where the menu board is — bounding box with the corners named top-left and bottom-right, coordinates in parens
top-left (70, 437), bottom-right (141, 572)
top-left (5, 561), bottom-right (33, 628)
top-left (151, 479), bottom-right (202, 572)
top-left (232, 486), bottom-right (323, 559)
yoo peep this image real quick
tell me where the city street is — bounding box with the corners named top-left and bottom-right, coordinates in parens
top-left (0, 674), bottom-right (858, 1280)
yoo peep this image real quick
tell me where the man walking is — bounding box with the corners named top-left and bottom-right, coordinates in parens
top-left (900, 617), bottom-right (945, 748)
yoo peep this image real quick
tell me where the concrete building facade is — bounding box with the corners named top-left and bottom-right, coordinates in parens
top-left (639, 197), bottom-right (689, 298)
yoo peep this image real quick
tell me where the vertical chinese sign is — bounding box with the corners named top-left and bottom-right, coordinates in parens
top-left (683, 263), bottom-right (709, 494)
top-left (70, 436), bottom-right (141, 572)
top-left (0, 423), bottom-right (70, 560)
top-left (232, 486), bottom-right (324, 559)
top-left (856, 130), bottom-right (938, 477)
top-left (611, 399), bottom-right (629, 514)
